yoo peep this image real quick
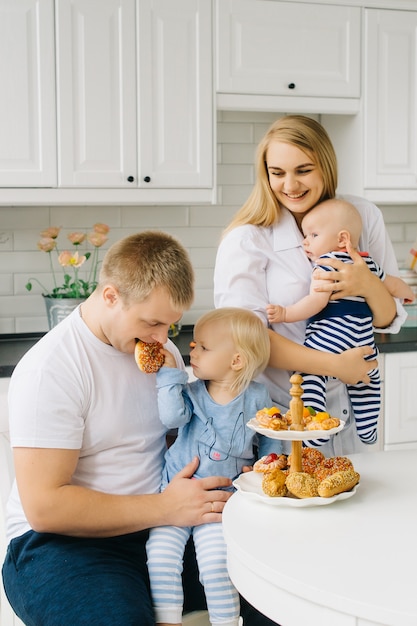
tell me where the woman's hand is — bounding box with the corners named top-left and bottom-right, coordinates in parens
top-left (332, 346), bottom-right (377, 385)
top-left (312, 242), bottom-right (396, 328)
top-left (312, 243), bottom-right (373, 299)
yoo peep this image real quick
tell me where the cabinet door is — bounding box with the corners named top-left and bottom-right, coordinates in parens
top-left (384, 352), bottom-right (417, 448)
top-left (216, 0), bottom-right (360, 98)
top-left (0, 0), bottom-right (56, 187)
top-left (56, 0), bottom-right (137, 187)
top-left (137, 0), bottom-right (213, 188)
top-left (364, 9), bottom-right (417, 190)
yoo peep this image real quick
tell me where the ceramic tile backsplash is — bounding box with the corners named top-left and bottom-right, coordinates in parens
top-left (1, 111), bottom-right (417, 333)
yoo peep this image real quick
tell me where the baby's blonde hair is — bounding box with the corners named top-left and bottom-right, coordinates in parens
top-left (303, 198), bottom-right (363, 247)
top-left (194, 308), bottom-right (270, 394)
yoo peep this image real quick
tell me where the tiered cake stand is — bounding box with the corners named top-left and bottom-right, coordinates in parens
top-left (287, 373), bottom-right (311, 472)
top-left (240, 373), bottom-right (354, 507)
top-left (247, 372), bottom-right (345, 464)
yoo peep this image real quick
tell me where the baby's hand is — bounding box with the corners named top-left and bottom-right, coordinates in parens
top-left (267, 304), bottom-right (286, 323)
top-left (160, 348), bottom-right (177, 368)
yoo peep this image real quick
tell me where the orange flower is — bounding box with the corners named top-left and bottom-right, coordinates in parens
top-left (37, 237), bottom-right (57, 253)
top-left (58, 251), bottom-right (87, 268)
top-left (93, 223), bottom-right (110, 235)
top-left (40, 226), bottom-right (61, 239)
top-left (87, 232), bottom-right (108, 247)
top-left (26, 222), bottom-right (111, 299)
top-left (67, 232), bottom-right (87, 245)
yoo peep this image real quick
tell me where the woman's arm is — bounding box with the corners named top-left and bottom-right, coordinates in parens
top-left (312, 243), bottom-right (396, 328)
top-left (268, 329), bottom-right (376, 385)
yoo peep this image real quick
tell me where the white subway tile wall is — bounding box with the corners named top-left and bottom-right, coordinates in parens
top-left (1, 111), bottom-right (416, 333)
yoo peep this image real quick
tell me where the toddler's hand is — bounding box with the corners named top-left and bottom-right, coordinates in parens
top-left (160, 348), bottom-right (177, 368)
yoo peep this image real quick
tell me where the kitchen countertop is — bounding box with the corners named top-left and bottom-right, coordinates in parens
top-left (1, 325), bottom-right (416, 378)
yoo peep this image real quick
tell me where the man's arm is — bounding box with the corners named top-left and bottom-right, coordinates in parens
top-left (14, 448), bottom-right (231, 538)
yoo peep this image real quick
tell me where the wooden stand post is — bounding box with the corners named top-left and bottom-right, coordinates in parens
top-left (289, 373), bottom-right (304, 473)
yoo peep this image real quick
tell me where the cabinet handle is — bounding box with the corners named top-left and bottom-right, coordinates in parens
top-left (127, 176), bottom-right (135, 182)
top-left (144, 176), bottom-right (151, 183)
top-left (288, 83), bottom-right (296, 90)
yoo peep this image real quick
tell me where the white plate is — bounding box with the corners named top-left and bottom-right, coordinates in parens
top-left (233, 471), bottom-right (358, 507)
top-left (246, 417), bottom-right (345, 440)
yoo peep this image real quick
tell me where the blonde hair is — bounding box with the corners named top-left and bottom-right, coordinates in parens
top-left (224, 115), bottom-right (338, 234)
top-left (99, 230), bottom-right (194, 308)
top-left (194, 307), bottom-right (270, 394)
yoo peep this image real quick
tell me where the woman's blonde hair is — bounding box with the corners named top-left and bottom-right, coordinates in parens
top-left (225, 115), bottom-right (338, 233)
top-left (194, 307), bottom-right (270, 394)
top-left (99, 230), bottom-right (194, 309)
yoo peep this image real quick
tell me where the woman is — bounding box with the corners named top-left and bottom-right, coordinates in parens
top-left (214, 115), bottom-right (406, 456)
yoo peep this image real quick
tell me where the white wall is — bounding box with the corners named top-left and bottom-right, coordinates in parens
top-left (1, 111), bottom-right (416, 334)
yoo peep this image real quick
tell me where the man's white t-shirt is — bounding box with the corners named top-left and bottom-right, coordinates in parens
top-left (6, 307), bottom-right (184, 542)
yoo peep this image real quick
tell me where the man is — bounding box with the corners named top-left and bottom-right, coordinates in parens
top-left (2, 231), bottom-right (278, 626)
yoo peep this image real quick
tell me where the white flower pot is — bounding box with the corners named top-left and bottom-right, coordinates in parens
top-left (43, 296), bottom-right (84, 329)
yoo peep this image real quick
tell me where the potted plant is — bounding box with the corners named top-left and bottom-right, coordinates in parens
top-left (26, 223), bottom-right (110, 328)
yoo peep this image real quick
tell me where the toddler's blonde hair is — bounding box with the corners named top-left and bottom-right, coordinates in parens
top-left (194, 307), bottom-right (270, 394)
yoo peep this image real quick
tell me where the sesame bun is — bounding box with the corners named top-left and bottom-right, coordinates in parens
top-left (134, 340), bottom-right (165, 373)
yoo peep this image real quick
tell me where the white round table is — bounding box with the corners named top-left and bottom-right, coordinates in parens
top-left (223, 450), bottom-right (417, 626)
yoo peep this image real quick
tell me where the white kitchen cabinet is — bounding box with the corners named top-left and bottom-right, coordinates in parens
top-left (383, 352), bottom-right (417, 450)
top-left (216, 0), bottom-right (361, 114)
top-left (364, 9), bottom-right (417, 201)
top-left (137, 0), bottom-right (213, 190)
top-left (55, 0), bottom-right (137, 188)
top-left (57, 0), bottom-right (213, 191)
top-left (0, 0), bottom-right (213, 204)
top-left (0, 0), bottom-right (56, 187)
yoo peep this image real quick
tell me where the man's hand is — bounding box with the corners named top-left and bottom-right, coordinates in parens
top-left (161, 457), bottom-right (232, 527)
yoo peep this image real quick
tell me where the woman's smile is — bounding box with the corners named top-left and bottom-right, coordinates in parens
top-left (266, 141), bottom-right (324, 217)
